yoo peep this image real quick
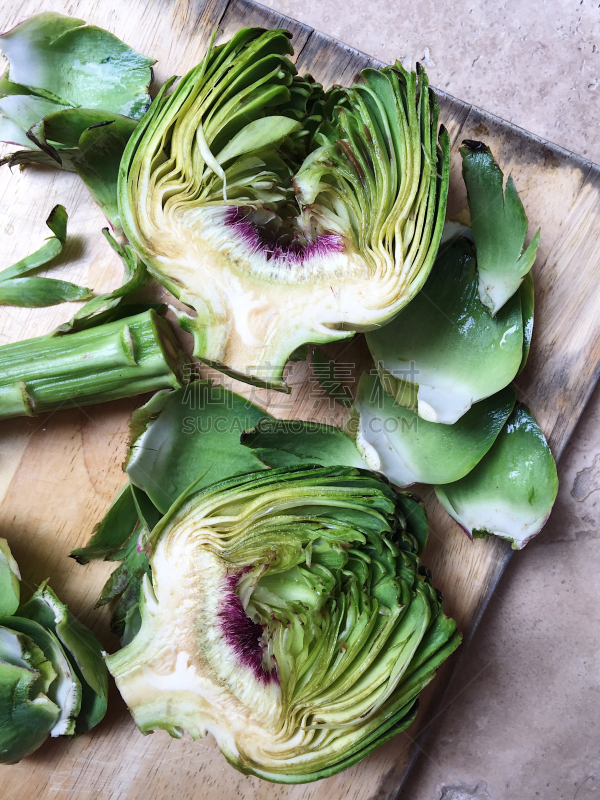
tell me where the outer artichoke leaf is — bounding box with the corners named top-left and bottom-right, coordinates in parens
top-left (395, 494), bottom-right (428, 555)
top-left (366, 236), bottom-right (524, 425)
top-left (0, 112), bottom-right (37, 147)
top-left (31, 107), bottom-right (137, 149)
top-left (435, 403), bottom-right (558, 548)
top-left (119, 29), bottom-right (450, 389)
top-left (0, 276), bottom-right (92, 307)
top-left (126, 380), bottom-right (271, 514)
top-left (0, 538), bottom-right (20, 616)
top-left (106, 465), bottom-right (459, 783)
top-left (0, 615), bottom-right (81, 736)
top-left (517, 269), bottom-right (534, 375)
top-left (350, 372), bottom-right (516, 487)
top-left (72, 121), bottom-right (133, 231)
top-left (0, 203), bottom-right (66, 281)
top-left (0, 659), bottom-right (60, 764)
top-left (241, 418), bottom-right (366, 469)
top-left (18, 584), bottom-right (108, 733)
top-left (0, 12), bottom-right (154, 119)
top-left (461, 140), bottom-right (540, 316)
top-left (70, 483), bottom-right (139, 564)
top-left (52, 229), bottom-right (151, 334)
top-left (0, 93), bottom-right (68, 137)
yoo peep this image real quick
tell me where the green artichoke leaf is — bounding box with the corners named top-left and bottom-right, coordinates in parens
top-left (461, 140), bottom-right (540, 316)
top-left (52, 229), bottom-right (150, 334)
top-left (0, 615), bottom-right (82, 737)
top-left (435, 403), bottom-right (558, 548)
top-left (126, 380), bottom-right (271, 514)
top-left (70, 483), bottom-right (140, 564)
top-left (106, 464), bottom-right (460, 783)
top-left (119, 29), bottom-right (449, 389)
top-left (0, 538), bottom-right (21, 616)
top-left (0, 277), bottom-right (92, 307)
top-left (241, 418), bottom-right (366, 469)
top-left (0, 203), bottom-right (93, 307)
top-left (366, 236), bottom-right (524, 424)
top-left (0, 655), bottom-right (60, 764)
top-left (0, 12), bottom-right (154, 119)
top-left (350, 372), bottom-right (516, 486)
top-left (517, 270), bottom-right (534, 375)
top-left (18, 584), bottom-right (109, 733)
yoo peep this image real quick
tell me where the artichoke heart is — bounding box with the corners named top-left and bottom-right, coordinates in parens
top-left (107, 465), bottom-right (460, 783)
top-left (119, 28), bottom-right (450, 389)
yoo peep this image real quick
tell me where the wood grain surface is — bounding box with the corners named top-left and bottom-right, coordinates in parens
top-left (0, 1), bottom-right (599, 798)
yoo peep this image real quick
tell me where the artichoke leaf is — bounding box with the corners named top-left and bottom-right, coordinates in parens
top-left (0, 12), bottom-right (154, 119)
top-left (126, 380), bottom-right (271, 514)
top-left (461, 140), bottom-right (540, 316)
top-left (435, 403), bottom-right (558, 548)
top-left (350, 372), bottom-right (516, 487)
top-left (366, 236), bottom-right (524, 424)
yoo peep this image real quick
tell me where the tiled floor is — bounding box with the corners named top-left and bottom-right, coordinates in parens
top-left (268, 2), bottom-right (600, 797)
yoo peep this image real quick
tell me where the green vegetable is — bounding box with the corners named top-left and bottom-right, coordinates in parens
top-left (349, 372), bottom-right (516, 486)
top-left (0, 308), bottom-right (190, 419)
top-left (0, 12), bottom-right (154, 230)
top-left (0, 538), bottom-right (108, 763)
top-left (105, 465), bottom-right (460, 782)
top-left (461, 140), bottom-right (540, 316)
top-left (366, 236), bottom-right (528, 424)
top-left (119, 28), bottom-right (449, 389)
top-left (435, 404), bottom-right (558, 548)
top-left (0, 204), bottom-right (92, 307)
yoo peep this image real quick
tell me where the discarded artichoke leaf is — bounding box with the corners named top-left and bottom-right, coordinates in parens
top-left (435, 403), bottom-right (558, 548)
top-left (0, 94), bottom-right (69, 137)
top-left (0, 203), bottom-right (93, 307)
top-left (366, 236), bottom-right (524, 424)
top-left (126, 380), bottom-right (270, 514)
top-left (0, 12), bottom-right (154, 119)
top-left (70, 484), bottom-right (140, 565)
top-left (119, 29), bottom-right (449, 389)
top-left (19, 584), bottom-right (109, 734)
top-left (461, 140), bottom-right (540, 316)
top-left (0, 277), bottom-right (92, 307)
top-left (30, 108), bottom-right (137, 150)
top-left (350, 372), bottom-right (516, 487)
top-left (0, 203), bottom-right (66, 281)
top-left (0, 538), bottom-right (20, 616)
top-left (517, 270), bottom-right (534, 375)
top-left (241, 418), bottom-right (365, 469)
top-left (53, 229), bottom-right (151, 334)
top-left (106, 464), bottom-right (460, 783)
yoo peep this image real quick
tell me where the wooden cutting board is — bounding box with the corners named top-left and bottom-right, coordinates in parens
top-left (0, 1), bottom-right (599, 798)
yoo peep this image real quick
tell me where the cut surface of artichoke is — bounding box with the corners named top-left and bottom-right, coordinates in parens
top-left (107, 465), bottom-right (460, 782)
top-left (119, 28), bottom-right (450, 388)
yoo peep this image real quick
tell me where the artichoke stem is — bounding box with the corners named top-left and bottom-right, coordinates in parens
top-left (0, 309), bottom-right (190, 419)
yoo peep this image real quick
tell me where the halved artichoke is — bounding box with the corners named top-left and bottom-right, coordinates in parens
top-left (106, 464), bottom-right (460, 782)
top-left (119, 28), bottom-right (450, 389)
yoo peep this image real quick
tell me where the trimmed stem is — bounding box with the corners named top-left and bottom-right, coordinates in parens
top-left (0, 310), bottom-right (190, 419)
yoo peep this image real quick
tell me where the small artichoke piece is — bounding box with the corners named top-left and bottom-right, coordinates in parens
top-left (350, 372), bottom-right (516, 487)
top-left (366, 236), bottom-right (528, 424)
top-left (107, 466), bottom-right (461, 783)
top-left (461, 140), bottom-right (540, 316)
top-left (435, 404), bottom-right (558, 548)
top-left (0, 538), bottom-right (109, 763)
top-left (119, 28), bottom-right (449, 389)
top-left (0, 204), bottom-right (92, 308)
